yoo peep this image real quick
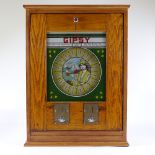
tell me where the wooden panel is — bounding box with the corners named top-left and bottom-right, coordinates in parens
top-left (30, 14), bottom-right (46, 130)
top-left (25, 141), bottom-right (129, 147)
top-left (106, 14), bottom-right (123, 130)
top-left (26, 10), bottom-right (31, 141)
top-left (47, 14), bottom-right (107, 32)
top-left (31, 130), bottom-right (124, 136)
top-left (23, 5), bottom-right (130, 14)
top-left (123, 12), bottom-right (128, 140)
top-left (46, 102), bottom-right (106, 130)
top-left (30, 135), bottom-right (124, 142)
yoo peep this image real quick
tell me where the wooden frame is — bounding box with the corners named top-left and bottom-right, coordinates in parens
top-left (23, 5), bottom-right (130, 146)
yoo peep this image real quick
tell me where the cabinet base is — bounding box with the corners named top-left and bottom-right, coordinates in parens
top-left (25, 141), bottom-right (129, 147)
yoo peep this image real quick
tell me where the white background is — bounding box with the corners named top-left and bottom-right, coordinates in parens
top-left (0, 0), bottom-right (155, 155)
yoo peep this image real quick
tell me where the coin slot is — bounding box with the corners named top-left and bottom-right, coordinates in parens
top-left (54, 104), bottom-right (69, 124)
top-left (84, 103), bottom-right (99, 124)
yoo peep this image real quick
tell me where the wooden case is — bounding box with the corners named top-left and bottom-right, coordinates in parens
top-left (23, 5), bottom-right (129, 146)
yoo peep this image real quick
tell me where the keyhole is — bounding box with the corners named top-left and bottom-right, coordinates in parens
top-left (73, 17), bottom-right (79, 23)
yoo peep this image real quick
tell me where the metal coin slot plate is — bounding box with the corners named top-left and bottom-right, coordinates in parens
top-left (54, 104), bottom-right (69, 124)
top-left (84, 103), bottom-right (99, 124)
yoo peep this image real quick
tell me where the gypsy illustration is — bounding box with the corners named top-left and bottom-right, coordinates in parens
top-left (62, 58), bottom-right (91, 86)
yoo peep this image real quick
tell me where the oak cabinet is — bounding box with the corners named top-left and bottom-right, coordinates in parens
top-left (24, 5), bottom-right (129, 146)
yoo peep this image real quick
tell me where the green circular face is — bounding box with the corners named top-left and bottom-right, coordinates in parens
top-left (52, 47), bottom-right (101, 97)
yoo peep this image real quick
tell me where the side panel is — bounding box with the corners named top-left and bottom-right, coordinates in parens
top-left (106, 14), bottom-right (123, 130)
top-left (30, 14), bottom-right (46, 130)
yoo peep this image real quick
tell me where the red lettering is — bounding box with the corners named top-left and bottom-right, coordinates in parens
top-left (79, 37), bottom-right (83, 43)
top-left (64, 37), bottom-right (90, 43)
top-left (64, 37), bottom-right (69, 43)
top-left (85, 37), bottom-right (90, 43)
top-left (73, 37), bottom-right (77, 43)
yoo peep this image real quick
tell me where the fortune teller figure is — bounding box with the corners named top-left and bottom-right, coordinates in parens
top-left (76, 60), bottom-right (90, 85)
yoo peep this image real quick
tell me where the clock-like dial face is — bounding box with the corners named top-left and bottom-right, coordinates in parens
top-left (52, 47), bottom-right (101, 97)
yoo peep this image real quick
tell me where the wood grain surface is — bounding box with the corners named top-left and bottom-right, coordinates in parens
top-left (30, 14), bottom-right (46, 130)
top-left (24, 5), bottom-right (129, 146)
top-left (106, 14), bottom-right (123, 130)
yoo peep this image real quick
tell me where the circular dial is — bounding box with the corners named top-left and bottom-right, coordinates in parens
top-left (52, 47), bottom-right (101, 97)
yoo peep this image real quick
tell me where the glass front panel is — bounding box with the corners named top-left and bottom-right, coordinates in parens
top-left (47, 32), bottom-right (106, 101)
